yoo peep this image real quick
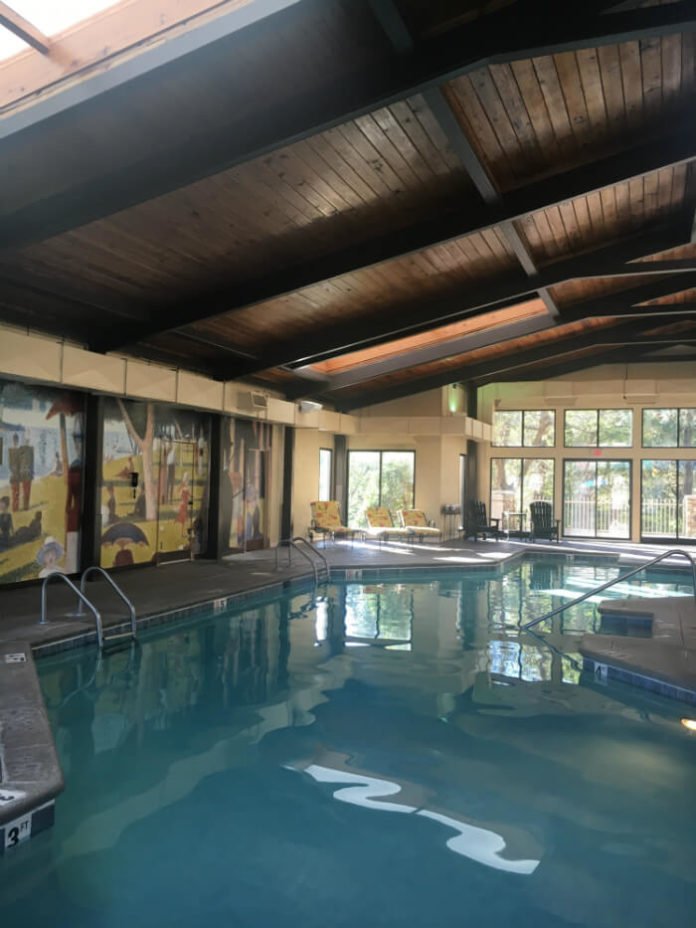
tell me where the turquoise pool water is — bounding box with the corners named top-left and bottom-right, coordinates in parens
top-left (1, 558), bottom-right (696, 926)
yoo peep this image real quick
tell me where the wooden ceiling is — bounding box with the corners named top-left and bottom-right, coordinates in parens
top-left (2, 0), bottom-right (696, 411)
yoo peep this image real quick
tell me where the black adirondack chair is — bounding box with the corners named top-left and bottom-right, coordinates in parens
top-left (466, 501), bottom-right (500, 541)
top-left (529, 501), bottom-right (561, 543)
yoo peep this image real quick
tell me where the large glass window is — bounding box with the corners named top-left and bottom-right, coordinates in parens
top-left (318, 448), bottom-right (333, 500)
top-left (565, 409), bottom-right (632, 447)
top-left (641, 459), bottom-right (696, 539)
top-left (492, 410), bottom-right (555, 447)
top-left (347, 450), bottom-right (415, 525)
top-left (563, 460), bottom-right (631, 538)
top-left (490, 458), bottom-right (554, 524)
top-left (642, 408), bottom-right (696, 448)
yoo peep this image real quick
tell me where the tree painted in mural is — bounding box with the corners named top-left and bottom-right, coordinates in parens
top-left (101, 398), bottom-right (210, 568)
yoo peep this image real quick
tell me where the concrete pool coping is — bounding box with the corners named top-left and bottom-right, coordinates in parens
top-left (1, 536), bottom-right (696, 843)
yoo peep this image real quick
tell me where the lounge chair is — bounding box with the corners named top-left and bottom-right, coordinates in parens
top-left (365, 506), bottom-right (411, 542)
top-left (465, 501), bottom-right (501, 541)
top-left (399, 509), bottom-right (442, 543)
top-left (309, 500), bottom-right (358, 544)
top-left (529, 501), bottom-right (560, 543)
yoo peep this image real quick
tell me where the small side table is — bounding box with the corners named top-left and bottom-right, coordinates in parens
top-left (503, 510), bottom-right (528, 539)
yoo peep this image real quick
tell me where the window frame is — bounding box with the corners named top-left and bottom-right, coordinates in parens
top-left (489, 456), bottom-right (556, 525)
top-left (346, 449), bottom-right (416, 524)
top-left (563, 408), bottom-right (633, 449)
top-left (641, 407), bottom-right (696, 449)
top-left (562, 458), bottom-right (632, 540)
top-left (318, 446), bottom-right (333, 500)
top-left (491, 409), bottom-right (556, 448)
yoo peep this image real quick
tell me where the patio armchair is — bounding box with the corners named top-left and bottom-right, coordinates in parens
top-left (529, 501), bottom-right (561, 543)
top-left (398, 509), bottom-right (442, 543)
top-left (465, 501), bottom-right (500, 541)
top-left (309, 500), bottom-right (358, 544)
top-left (365, 507), bottom-right (412, 542)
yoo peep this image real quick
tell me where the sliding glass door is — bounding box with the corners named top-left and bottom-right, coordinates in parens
top-left (641, 460), bottom-right (696, 539)
top-left (563, 460), bottom-right (631, 538)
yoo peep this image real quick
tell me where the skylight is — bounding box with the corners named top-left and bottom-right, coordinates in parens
top-left (0, 1), bottom-right (124, 62)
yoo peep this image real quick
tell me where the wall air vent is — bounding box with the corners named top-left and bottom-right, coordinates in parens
top-left (237, 391), bottom-right (268, 411)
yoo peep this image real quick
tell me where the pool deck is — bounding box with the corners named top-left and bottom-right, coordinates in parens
top-left (0, 535), bottom-right (694, 652)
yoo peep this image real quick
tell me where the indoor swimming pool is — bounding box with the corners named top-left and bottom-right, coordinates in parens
top-left (1, 557), bottom-right (695, 927)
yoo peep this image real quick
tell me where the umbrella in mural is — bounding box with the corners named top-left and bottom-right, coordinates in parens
top-left (101, 521), bottom-right (149, 567)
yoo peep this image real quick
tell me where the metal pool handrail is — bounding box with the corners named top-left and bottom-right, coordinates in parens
top-left (275, 537), bottom-right (330, 584)
top-left (40, 572), bottom-right (103, 645)
top-left (520, 548), bottom-right (696, 632)
top-left (78, 566), bottom-right (137, 645)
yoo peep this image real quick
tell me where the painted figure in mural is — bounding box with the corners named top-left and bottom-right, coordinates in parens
top-left (175, 472), bottom-right (191, 535)
top-left (19, 433), bottom-right (35, 510)
top-left (0, 496), bottom-right (13, 549)
top-left (36, 536), bottom-right (65, 579)
top-left (10, 511), bottom-right (41, 546)
top-left (167, 440), bottom-right (177, 503)
top-left (116, 455), bottom-right (135, 480)
top-left (8, 433), bottom-right (20, 513)
top-left (106, 483), bottom-right (117, 525)
top-left (65, 432), bottom-right (82, 574)
top-left (131, 485), bottom-right (146, 520)
top-left (158, 439), bottom-right (169, 505)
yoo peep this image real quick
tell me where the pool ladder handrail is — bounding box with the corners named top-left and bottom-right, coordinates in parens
top-left (275, 537), bottom-right (330, 585)
top-left (520, 547), bottom-right (696, 638)
top-left (40, 572), bottom-right (103, 645)
top-left (39, 568), bottom-right (137, 650)
top-left (78, 566), bottom-right (137, 649)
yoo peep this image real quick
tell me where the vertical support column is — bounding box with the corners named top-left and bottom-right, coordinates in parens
top-left (334, 434), bottom-right (347, 517)
top-left (464, 383), bottom-right (478, 510)
top-left (205, 414), bottom-right (226, 559)
top-left (280, 425), bottom-right (294, 541)
top-left (79, 394), bottom-right (103, 573)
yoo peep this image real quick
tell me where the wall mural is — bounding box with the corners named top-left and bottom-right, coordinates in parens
top-left (100, 398), bottom-right (210, 568)
top-left (221, 418), bottom-right (273, 552)
top-left (0, 379), bottom-right (84, 584)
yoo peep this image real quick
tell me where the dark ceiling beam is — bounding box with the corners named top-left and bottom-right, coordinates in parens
top-left (561, 272), bottom-right (696, 320)
top-left (330, 314), bottom-right (693, 410)
top-left (93, 123), bottom-right (696, 354)
top-left (0, 0), bottom-right (306, 141)
top-left (373, 0), bottom-right (565, 321)
top-left (284, 313), bottom-right (554, 399)
top-left (0, 2), bottom-right (50, 54)
top-left (200, 224), bottom-right (691, 377)
top-left (3, 1), bottom-right (696, 251)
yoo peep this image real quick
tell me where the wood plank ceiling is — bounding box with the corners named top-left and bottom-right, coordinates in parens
top-left (1, 0), bottom-right (696, 410)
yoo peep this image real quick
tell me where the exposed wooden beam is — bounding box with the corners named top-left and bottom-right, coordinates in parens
top-left (91, 126), bottom-right (696, 355)
top-left (561, 272), bottom-right (696, 320)
top-left (375, 0), bottom-right (564, 322)
top-left (202, 224), bottom-right (693, 377)
top-left (0, 2), bottom-right (50, 54)
top-left (2, 1), bottom-right (696, 249)
top-left (331, 315), bottom-right (694, 409)
top-left (284, 314), bottom-right (554, 399)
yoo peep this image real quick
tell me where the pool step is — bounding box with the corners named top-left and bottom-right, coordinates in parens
top-left (581, 595), bottom-right (696, 704)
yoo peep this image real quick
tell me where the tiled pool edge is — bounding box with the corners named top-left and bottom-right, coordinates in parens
top-left (0, 642), bottom-right (62, 852)
top-left (31, 557), bottom-right (525, 659)
top-left (582, 657), bottom-right (696, 705)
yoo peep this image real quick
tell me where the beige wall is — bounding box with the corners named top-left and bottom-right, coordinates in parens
top-left (292, 429), bottom-right (333, 538)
